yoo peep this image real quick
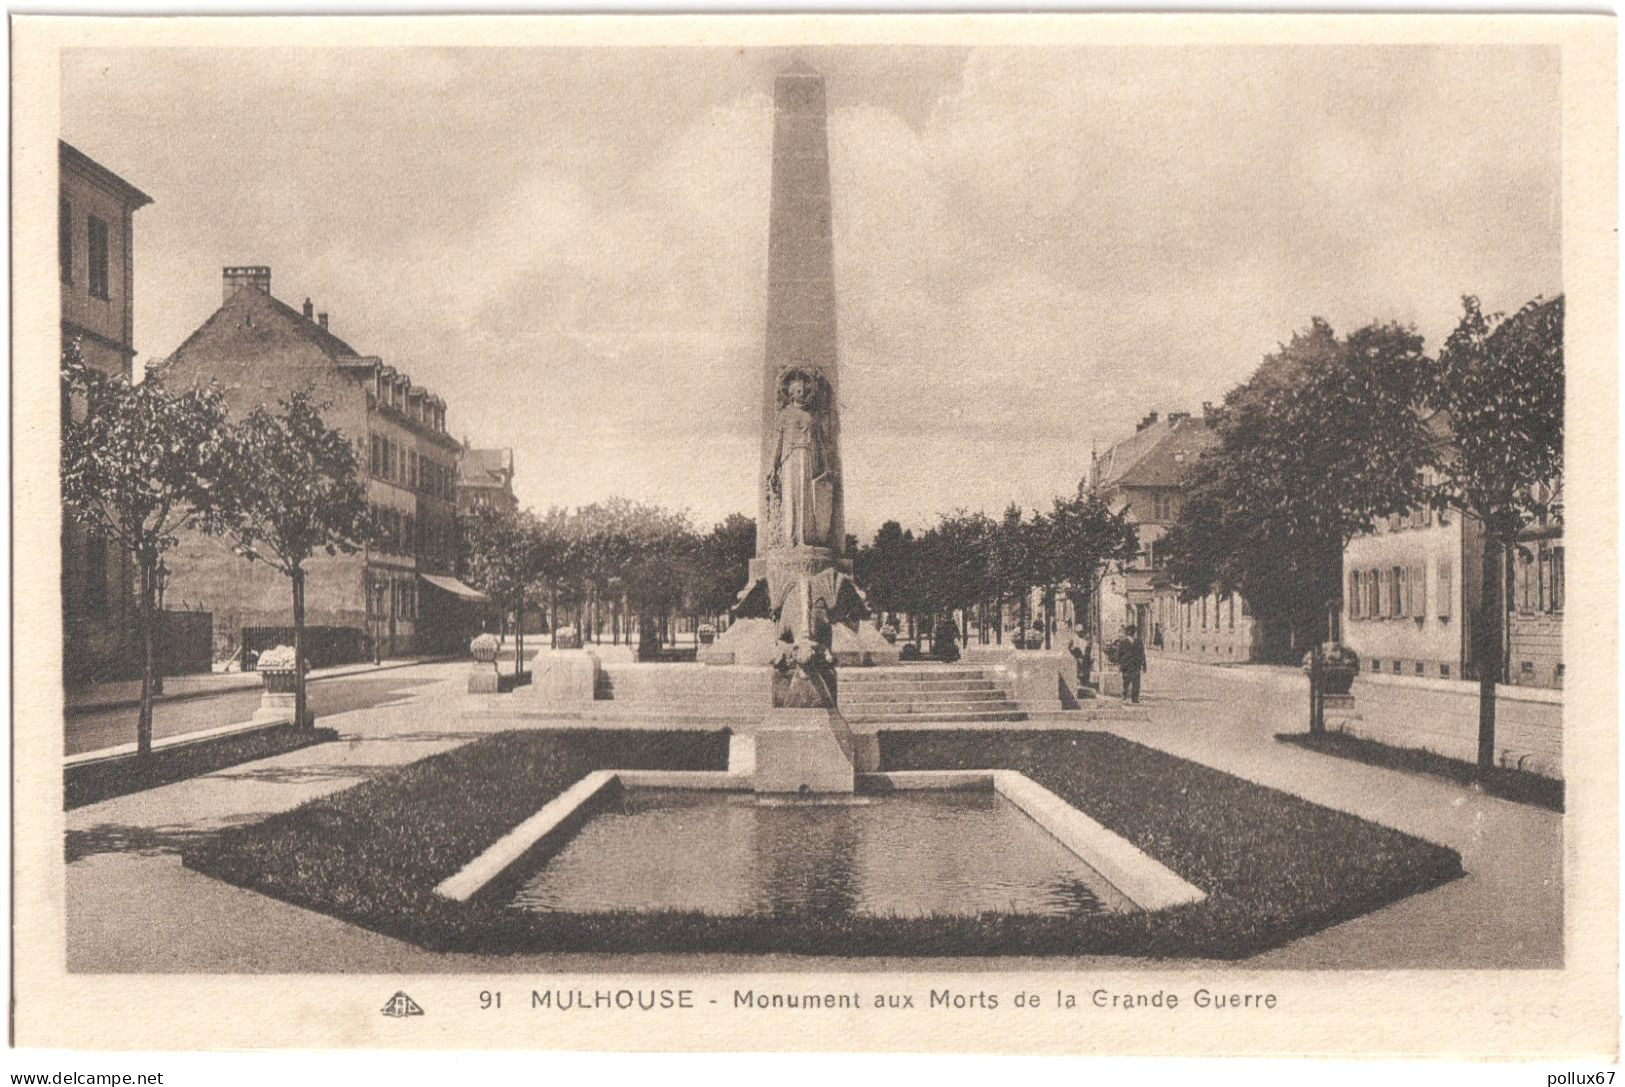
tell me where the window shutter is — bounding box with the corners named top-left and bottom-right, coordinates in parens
top-left (1437, 558), bottom-right (1452, 619)
top-left (1348, 571), bottom-right (1361, 619)
top-left (1412, 562), bottom-right (1426, 619)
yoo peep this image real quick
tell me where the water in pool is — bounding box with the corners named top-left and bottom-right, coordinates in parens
top-left (508, 788), bottom-right (1130, 917)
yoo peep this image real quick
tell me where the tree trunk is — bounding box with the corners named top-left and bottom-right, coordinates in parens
top-left (136, 555), bottom-right (155, 759)
top-left (550, 584), bottom-right (558, 648)
top-left (292, 566), bottom-right (309, 730)
top-left (1043, 591), bottom-right (1053, 650)
top-left (994, 594), bottom-right (1002, 644)
top-left (515, 588), bottom-right (524, 675)
top-left (1503, 545), bottom-right (1516, 683)
top-left (1477, 534), bottom-right (1504, 774)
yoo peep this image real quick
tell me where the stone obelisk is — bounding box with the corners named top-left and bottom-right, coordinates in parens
top-left (699, 63), bottom-right (897, 673)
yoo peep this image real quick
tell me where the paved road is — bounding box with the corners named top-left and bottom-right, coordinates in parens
top-left (65, 671), bottom-right (448, 756)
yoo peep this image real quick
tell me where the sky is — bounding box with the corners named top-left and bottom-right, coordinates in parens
top-left (62, 44), bottom-right (1561, 541)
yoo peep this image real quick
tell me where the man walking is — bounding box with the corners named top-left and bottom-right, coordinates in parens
top-left (1115, 625), bottom-right (1147, 704)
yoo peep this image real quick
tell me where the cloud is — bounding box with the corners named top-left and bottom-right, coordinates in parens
top-left (64, 44), bottom-right (1561, 538)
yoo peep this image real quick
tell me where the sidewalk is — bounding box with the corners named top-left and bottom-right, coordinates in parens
top-left (1092, 656), bottom-right (1563, 968)
top-left (64, 654), bottom-right (457, 717)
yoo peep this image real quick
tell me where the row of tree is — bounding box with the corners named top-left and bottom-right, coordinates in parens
top-left (61, 342), bottom-right (369, 756)
top-left (456, 501), bottom-right (757, 660)
top-left (1159, 294), bottom-right (1564, 770)
top-left (853, 491), bottom-right (1139, 648)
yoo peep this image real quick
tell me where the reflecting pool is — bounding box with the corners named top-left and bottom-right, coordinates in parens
top-left (509, 788), bottom-right (1131, 918)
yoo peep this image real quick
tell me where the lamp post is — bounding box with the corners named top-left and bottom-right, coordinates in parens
top-left (153, 558), bottom-right (170, 694)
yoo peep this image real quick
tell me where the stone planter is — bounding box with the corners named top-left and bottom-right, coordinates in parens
top-left (468, 633), bottom-right (503, 693)
top-left (253, 645), bottom-right (302, 724)
top-left (1303, 642), bottom-right (1360, 696)
top-left (697, 625), bottom-right (717, 646)
top-left (555, 625), bottom-right (582, 650)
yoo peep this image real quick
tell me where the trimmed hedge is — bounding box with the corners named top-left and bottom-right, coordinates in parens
top-left (182, 729), bottom-right (1461, 958)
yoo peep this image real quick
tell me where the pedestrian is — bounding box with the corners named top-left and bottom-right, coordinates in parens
top-left (1068, 625), bottom-right (1093, 689)
top-left (1115, 625), bottom-right (1147, 704)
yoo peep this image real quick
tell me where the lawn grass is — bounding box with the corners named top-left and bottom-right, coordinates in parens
top-left (182, 728), bottom-right (1462, 959)
top-left (66, 723), bottom-right (339, 809)
top-left (1277, 729), bottom-right (1563, 813)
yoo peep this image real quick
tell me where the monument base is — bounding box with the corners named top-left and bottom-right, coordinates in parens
top-left (743, 708), bottom-right (856, 794)
top-left (699, 618), bottom-right (900, 667)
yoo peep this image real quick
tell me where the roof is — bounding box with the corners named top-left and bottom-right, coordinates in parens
top-left (1094, 415), bottom-right (1217, 492)
top-left (458, 447), bottom-right (514, 487)
top-left (60, 141), bottom-right (153, 208)
top-left (162, 283), bottom-right (362, 368)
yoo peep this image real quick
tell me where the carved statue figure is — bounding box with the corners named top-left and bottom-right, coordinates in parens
top-left (766, 368), bottom-right (835, 548)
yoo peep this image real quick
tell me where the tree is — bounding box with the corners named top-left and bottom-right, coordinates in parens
top-left (461, 504), bottom-right (539, 671)
top-left (60, 340), bottom-right (229, 757)
top-left (692, 513), bottom-right (756, 620)
top-left (988, 504), bottom-right (1040, 644)
top-left (1429, 294), bottom-right (1564, 774)
top-left (854, 521), bottom-right (915, 632)
top-left (203, 386), bottom-right (368, 731)
top-left (1160, 318), bottom-right (1436, 658)
top-left (1043, 486), bottom-right (1140, 641)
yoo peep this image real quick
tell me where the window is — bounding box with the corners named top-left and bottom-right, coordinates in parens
top-left (1348, 571), bottom-right (1362, 619)
top-left (1388, 512), bottom-right (1404, 532)
top-left (87, 216), bottom-right (109, 300)
top-left (1367, 568), bottom-right (1381, 618)
top-left (1517, 548), bottom-right (1536, 613)
top-left (408, 451), bottom-right (419, 491)
top-left (85, 530), bottom-right (108, 615)
top-left (1410, 561), bottom-right (1427, 620)
top-left (59, 199), bottom-right (72, 283)
top-left (1440, 663), bottom-right (1451, 678)
top-left (1390, 565), bottom-right (1405, 617)
top-left (1227, 593), bottom-right (1235, 631)
top-left (1437, 557), bottom-right (1453, 619)
top-left (1550, 546), bottom-right (1565, 612)
top-left (1200, 595), bottom-right (1207, 630)
top-left (1410, 506), bottom-right (1425, 529)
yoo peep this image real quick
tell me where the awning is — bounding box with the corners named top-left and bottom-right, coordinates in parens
top-left (420, 574), bottom-right (489, 602)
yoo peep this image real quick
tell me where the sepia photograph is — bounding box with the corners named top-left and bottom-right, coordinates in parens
top-left (10, 12), bottom-right (1618, 1061)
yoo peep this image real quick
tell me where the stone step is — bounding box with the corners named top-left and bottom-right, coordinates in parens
top-left (834, 681), bottom-right (999, 696)
top-left (841, 671), bottom-right (991, 686)
top-left (840, 699), bottom-right (1021, 715)
top-left (837, 687), bottom-right (1009, 705)
top-left (843, 708), bottom-right (1031, 724)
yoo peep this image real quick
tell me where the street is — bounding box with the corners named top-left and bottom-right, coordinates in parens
top-left (65, 670), bottom-right (448, 756)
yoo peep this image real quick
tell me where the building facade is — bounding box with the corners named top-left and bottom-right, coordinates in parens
top-left (456, 445), bottom-right (517, 515)
top-left (60, 141), bottom-right (153, 684)
top-left (1089, 406), bottom-right (1260, 661)
top-left (1342, 445), bottom-right (1562, 690)
top-left (1341, 467), bottom-right (1484, 682)
top-left (158, 267), bottom-right (481, 660)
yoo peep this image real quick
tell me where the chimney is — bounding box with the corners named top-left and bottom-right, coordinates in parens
top-left (302, 298), bottom-right (314, 319)
top-left (1136, 410), bottom-right (1160, 433)
top-left (318, 312), bottom-right (329, 330)
top-left (1168, 410), bottom-right (1191, 425)
top-left (222, 266), bottom-right (271, 303)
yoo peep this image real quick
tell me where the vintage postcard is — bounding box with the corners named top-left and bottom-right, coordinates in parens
top-left (10, 12), bottom-right (1618, 1060)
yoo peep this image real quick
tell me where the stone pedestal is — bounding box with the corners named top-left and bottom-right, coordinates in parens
top-left (744, 708), bottom-right (856, 794)
top-left (1321, 692), bottom-right (1360, 731)
top-left (1101, 666), bottom-right (1124, 698)
top-left (529, 649), bottom-right (600, 704)
top-left (1003, 650), bottom-right (1079, 710)
top-left (251, 690), bottom-right (297, 725)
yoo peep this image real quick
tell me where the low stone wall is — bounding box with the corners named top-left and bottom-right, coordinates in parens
top-left (1325, 672), bottom-right (1562, 779)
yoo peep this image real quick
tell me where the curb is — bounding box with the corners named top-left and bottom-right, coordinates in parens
top-left (64, 656), bottom-right (459, 719)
